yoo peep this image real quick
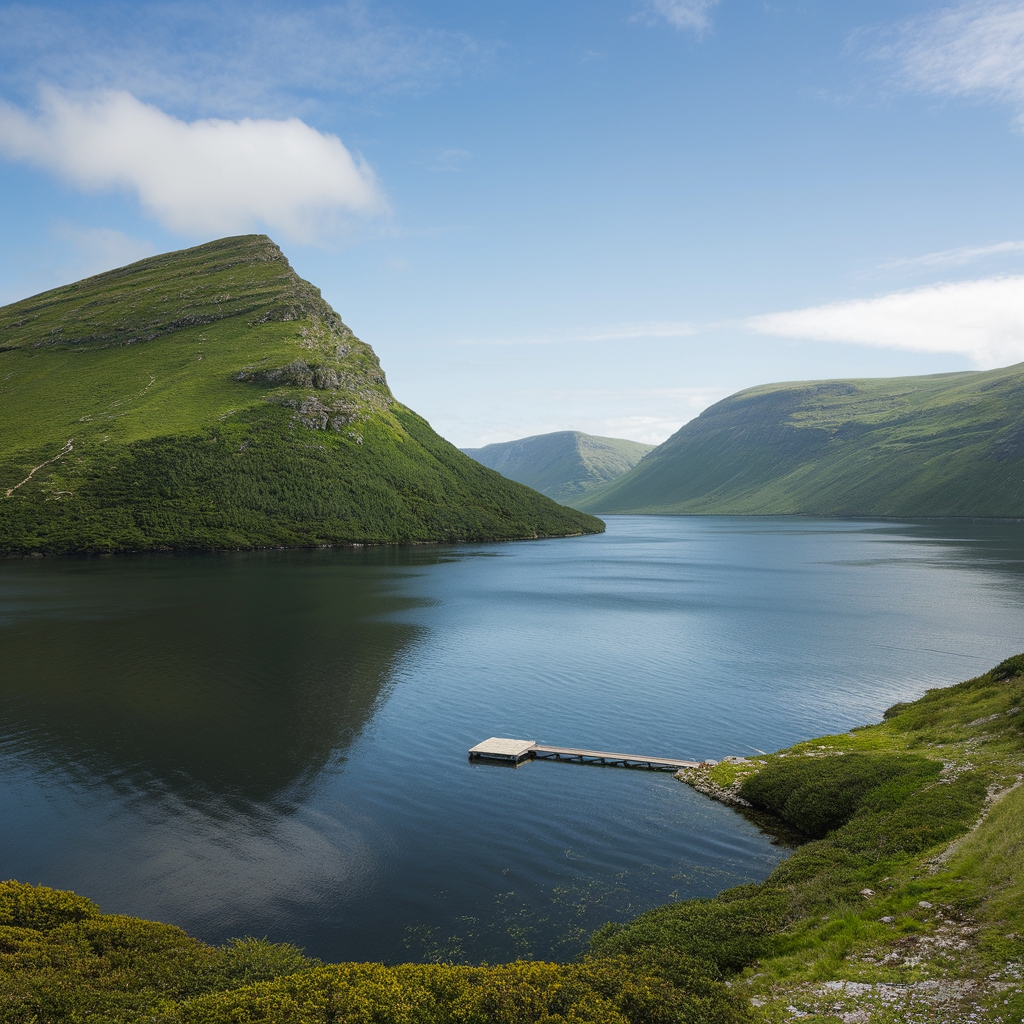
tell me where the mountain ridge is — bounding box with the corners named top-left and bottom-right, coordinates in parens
top-left (576, 362), bottom-right (1024, 517)
top-left (462, 430), bottom-right (654, 506)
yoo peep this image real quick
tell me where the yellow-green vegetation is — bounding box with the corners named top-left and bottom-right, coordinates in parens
top-left (0, 881), bottom-right (749, 1024)
top-left (577, 367), bottom-right (1024, 515)
top-left (0, 235), bottom-right (602, 552)
top-left (4, 655), bottom-right (1024, 1022)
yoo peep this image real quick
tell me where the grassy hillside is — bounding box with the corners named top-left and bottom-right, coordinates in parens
top-left (0, 236), bottom-right (602, 552)
top-left (3, 654), bottom-right (1024, 1022)
top-left (462, 431), bottom-right (654, 506)
top-left (577, 364), bottom-right (1024, 516)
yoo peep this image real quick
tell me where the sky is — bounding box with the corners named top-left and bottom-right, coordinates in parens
top-left (2, 1), bottom-right (1024, 446)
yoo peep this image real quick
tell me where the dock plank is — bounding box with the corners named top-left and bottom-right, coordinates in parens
top-left (533, 744), bottom-right (701, 769)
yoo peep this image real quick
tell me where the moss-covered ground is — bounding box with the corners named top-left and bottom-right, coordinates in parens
top-left (4, 656), bottom-right (1024, 1022)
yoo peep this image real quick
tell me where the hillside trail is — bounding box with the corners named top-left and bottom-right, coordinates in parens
top-left (4, 439), bottom-right (73, 497)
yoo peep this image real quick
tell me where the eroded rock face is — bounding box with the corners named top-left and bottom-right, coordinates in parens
top-left (235, 312), bottom-right (393, 433)
top-left (675, 764), bottom-right (753, 807)
top-left (294, 395), bottom-right (359, 432)
top-left (237, 359), bottom-right (342, 389)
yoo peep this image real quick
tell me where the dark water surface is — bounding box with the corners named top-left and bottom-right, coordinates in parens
top-left (2, 515), bottom-right (1023, 963)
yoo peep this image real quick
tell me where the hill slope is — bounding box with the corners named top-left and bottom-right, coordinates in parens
top-left (577, 364), bottom-right (1024, 516)
top-left (0, 236), bottom-right (602, 552)
top-left (462, 431), bottom-right (654, 506)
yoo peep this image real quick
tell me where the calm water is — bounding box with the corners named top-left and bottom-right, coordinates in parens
top-left (1, 515), bottom-right (1023, 963)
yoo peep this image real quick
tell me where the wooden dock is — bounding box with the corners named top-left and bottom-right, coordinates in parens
top-left (468, 738), bottom-right (705, 771)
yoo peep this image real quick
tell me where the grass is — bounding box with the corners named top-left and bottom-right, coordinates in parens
top-left (0, 236), bottom-right (603, 551)
top-left (576, 366), bottom-right (1024, 516)
top-left (4, 654), bottom-right (1024, 1022)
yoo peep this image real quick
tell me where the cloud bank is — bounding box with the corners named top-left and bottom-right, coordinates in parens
top-left (0, 89), bottom-right (385, 241)
top-left (748, 276), bottom-right (1024, 369)
top-left (889, 1), bottom-right (1024, 122)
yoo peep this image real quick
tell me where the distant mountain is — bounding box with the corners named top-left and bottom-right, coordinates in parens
top-left (0, 235), bottom-right (603, 553)
top-left (462, 431), bottom-right (655, 506)
top-left (575, 364), bottom-right (1024, 516)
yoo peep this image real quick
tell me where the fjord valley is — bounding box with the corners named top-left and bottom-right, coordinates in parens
top-left (577, 365), bottom-right (1024, 517)
top-left (0, 235), bottom-right (602, 554)
top-left (462, 431), bottom-right (654, 506)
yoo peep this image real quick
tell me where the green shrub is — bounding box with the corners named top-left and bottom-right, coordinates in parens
top-left (991, 653), bottom-right (1024, 682)
top-left (834, 770), bottom-right (987, 856)
top-left (0, 879), bottom-right (99, 929)
top-left (0, 883), bottom-right (750, 1024)
top-left (160, 959), bottom-right (752, 1024)
top-left (738, 753), bottom-right (941, 838)
top-left (589, 886), bottom-right (789, 977)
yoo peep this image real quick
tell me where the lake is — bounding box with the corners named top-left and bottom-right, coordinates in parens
top-left (1, 515), bottom-right (1023, 964)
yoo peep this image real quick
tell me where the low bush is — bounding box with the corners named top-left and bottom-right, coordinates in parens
top-left (0, 882), bottom-right (751, 1024)
top-left (738, 752), bottom-right (941, 839)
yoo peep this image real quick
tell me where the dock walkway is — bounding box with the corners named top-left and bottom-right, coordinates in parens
top-left (533, 744), bottom-right (702, 770)
top-left (467, 737), bottom-right (705, 771)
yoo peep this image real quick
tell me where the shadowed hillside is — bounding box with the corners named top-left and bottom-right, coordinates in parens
top-left (463, 430), bottom-right (653, 506)
top-left (577, 364), bottom-right (1024, 516)
top-left (0, 236), bottom-right (603, 552)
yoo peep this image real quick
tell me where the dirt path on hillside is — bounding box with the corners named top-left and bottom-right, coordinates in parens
top-left (4, 439), bottom-right (74, 498)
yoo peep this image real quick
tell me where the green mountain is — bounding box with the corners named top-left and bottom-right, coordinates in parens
top-left (462, 431), bottom-right (654, 506)
top-left (0, 236), bottom-right (602, 553)
top-left (577, 363), bottom-right (1024, 516)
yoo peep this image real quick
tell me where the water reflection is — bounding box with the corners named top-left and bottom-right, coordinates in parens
top-left (0, 549), bottom-right (430, 806)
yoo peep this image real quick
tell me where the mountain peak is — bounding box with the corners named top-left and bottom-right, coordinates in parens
top-left (0, 237), bottom-right (603, 551)
top-left (0, 234), bottom-right (349, 352)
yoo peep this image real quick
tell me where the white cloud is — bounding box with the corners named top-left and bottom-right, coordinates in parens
top-left (584, 321), bottom-right (698, 340)
top-left (747, 276), bottom-right (1024, 369)
top-left (878, 240), bottom-right (1024, 272)
top-left (456, 387), bottom-right (724, 447)
top-left (0, 89), bottom-right (385, 241)
top-left (642, 0), bottom-right (720, 33)
top-left (888, 1), bottom-right (1024, 121)
top-left (425, 148), bottom-right (472, 172)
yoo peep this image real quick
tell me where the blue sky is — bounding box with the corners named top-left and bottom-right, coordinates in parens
top-left (2, 0), bottom-right (1024, 446)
